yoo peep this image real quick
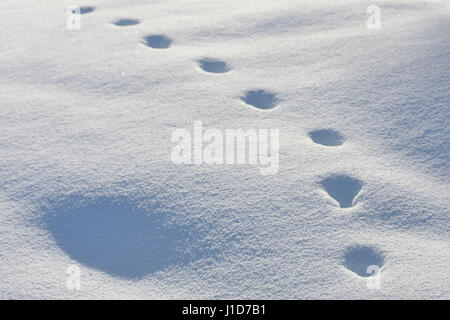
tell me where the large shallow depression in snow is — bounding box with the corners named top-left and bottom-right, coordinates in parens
top-left (44, 196), bottom-right (203, 279)
top-left (0, 0), bottom-right (449, 299)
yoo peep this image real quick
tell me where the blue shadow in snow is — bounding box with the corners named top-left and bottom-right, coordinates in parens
top-left (308, 129), bottom-right (344, 146)
top-left (79, 6), bottom-right (95, 15)
top-left (113, 18), bottom-right (140, 26)
top-left (143, 35), bottom-right (172, 49)
top-left (198, 58), bottom-right (230, 73)
top-left (321, 175), bottom-right (363, 208)
top-left (343, 245), bottom-right (385, 277)
top-left (43, 196), bottom-right (203, 279)
top-left (242, 90), bottom-right (278, 110)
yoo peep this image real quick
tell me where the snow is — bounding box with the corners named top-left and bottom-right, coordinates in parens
top-left (0, 0), bottom-right (449, 299)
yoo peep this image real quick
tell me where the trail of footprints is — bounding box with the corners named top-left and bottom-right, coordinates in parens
top-left (60, 7), bottom-right (385, 279)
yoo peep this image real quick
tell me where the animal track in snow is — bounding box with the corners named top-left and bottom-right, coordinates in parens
top-left (113, 18), bottom-right (140, 26)
top-left (142, 35), bottom-right (172, 49)
top-left (343, 245), bottom-right (385, 277)
top-left (198, 58), bottom-right (230, 73)
top-left (44, 196), bottom-right (202, 279)
top-left (321, 175), bottom-right (362, 208)
top-left (309, 129), bottom-right (344, 146)
top-left (242, 90), bottom-right (279, 110)
top-left (79, 6), bottom-right (95, 14)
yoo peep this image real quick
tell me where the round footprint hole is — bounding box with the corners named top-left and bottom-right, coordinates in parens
top-left (143, 35), bottom-right (172, 49)
top-left (321, 175), bottom-right (362, 208)
top-left (309, 129), bottom-right (344, 146)
top-left (343, 245), bottom-right (385, 277)
top-left (113, 18), bottom-right (140, 26)
top-left (198, 58), bottom-right (230, 73)
top-left (79, 6), bottom-right (95, 14)
top-left (242, 90), bottom-right (278, 110)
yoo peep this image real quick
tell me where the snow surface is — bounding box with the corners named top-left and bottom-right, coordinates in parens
top-left (0, 0), bottom-right (449, 299)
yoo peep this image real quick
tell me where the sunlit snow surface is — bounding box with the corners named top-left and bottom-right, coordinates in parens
top-left (0, 0), bottom-right (449, 299)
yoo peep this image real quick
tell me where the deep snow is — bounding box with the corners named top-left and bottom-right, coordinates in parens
top-left (0, 0), bottom-right (449, 299)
